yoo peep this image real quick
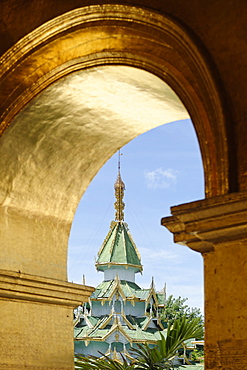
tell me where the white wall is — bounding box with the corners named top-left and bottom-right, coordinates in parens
top-left (104, 266), bottom-right (137, 282)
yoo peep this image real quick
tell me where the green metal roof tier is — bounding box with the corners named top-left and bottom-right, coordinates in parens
top-left (74, 170), bottom-right (168, 360)
top-left (95, 221), bottom-right (142, 272)
top-left (91, 280), bottom-right (148, 300)
top-left (91, 280), bottom-right (115, 299)
top-left (75, 322), bottom-right (166, 342)
top-left (135, 289), bottom-right (150, 299)
top-left (157, 293), bottom-right (166, 305)
top-left (87, 316), bottom-right (100, 327)
top-left (126, 315), bottom-right (147, 328)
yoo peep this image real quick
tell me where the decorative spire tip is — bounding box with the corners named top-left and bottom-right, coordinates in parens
top-left (114, 150), bottom-right (125, 222)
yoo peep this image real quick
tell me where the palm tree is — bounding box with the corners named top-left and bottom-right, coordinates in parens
top-left (75, 317), bottom-right (204, 370)
top-left (132, 317), bottom-right (204, 369)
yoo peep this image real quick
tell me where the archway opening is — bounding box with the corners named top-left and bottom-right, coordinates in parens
top-left (69, 114), bottom-right (204, 362)
top-left (0, 4), bottom-right (233, 368)
top-left (68, 116), bottom-right (204, 313)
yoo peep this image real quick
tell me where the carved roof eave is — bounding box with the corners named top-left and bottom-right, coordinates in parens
top-left (75, 325), bottom-right (95, 339)
top-left (95, 261), bottom-right (143, 272)
top-left (157, 317), bottom-right (165, 330)
top-left (85, 316), bottom-right (94, 329)
top-left (103, 322), bottom-right (132, 342)
top-left (75, 319), bottom-right (158, 345)
top-left (73, 316), bottom-right (80, 327)
top-left (99, 313), bottom-right (114, 329)
top-left (142, 316), bottom-right (153, 331)
top-left (75, 334), bottom-right (158, 345)
top-left (146, 287), bottom-right (159, 306)
top-left (90, 295), bottom-right (148, 303)
top-left (121, 312), bottom-right (136, 330)
top-left (108, 276), bottom-right (127, 302)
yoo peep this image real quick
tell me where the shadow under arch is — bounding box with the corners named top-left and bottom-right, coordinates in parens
top-left (0, 4), bottom-right (232, 199)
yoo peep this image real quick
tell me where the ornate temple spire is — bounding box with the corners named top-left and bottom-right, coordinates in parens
top-left (114, 151), bottom-right (125, 222)
top-left (96, 151), bottom-right (142, 274)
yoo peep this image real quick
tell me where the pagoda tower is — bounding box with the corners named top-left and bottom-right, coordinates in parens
top-left (74, 155), bottom-right (166, 361)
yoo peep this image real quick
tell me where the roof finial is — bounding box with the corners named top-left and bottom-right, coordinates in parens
top-left (114, 150), bottom-right (125, 221)
top-left (118, 150), bottom-right (121, 172)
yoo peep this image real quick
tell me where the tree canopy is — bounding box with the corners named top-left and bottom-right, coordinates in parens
top-left (161, 295), bottom-right (203, 326)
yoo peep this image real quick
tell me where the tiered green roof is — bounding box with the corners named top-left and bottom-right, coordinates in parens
top-left (95, 221), bottom-right (142, 272)
top-left (74, 160), bottom-right (167, 360)
top-left (91, 280), bottom-right (143, 300)
top-left (96, 165), bottom-right (142, 273)
top-left (75, 315), bottom-right (165, 343)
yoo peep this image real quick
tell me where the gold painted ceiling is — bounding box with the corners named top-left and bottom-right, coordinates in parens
top-left (0, 66), bottom-right (188, 222)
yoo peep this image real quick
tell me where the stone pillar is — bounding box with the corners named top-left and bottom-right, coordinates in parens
top-left (161, 192), bottom-right (247, 370)
top-left (0, 270), bottom-right (94, 370)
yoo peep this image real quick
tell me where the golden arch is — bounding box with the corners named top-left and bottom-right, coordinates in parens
top-left (1, 4), bottom-right (246, 369)
top-left (0, 4), bottom-right (232, 198)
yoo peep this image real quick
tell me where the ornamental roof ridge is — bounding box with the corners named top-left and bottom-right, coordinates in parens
top-left (125, 227), bottom-right (142, 262)
top-left (96, 221), bottom-right (117, 259)
top-left (101, 320), bottom-right (133, 343)
top-left (91, 279), bottom-right (159, 301)
top-left (108, 275), bottom-right (126, 302)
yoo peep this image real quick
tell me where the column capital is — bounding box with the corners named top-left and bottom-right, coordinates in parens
top-left (161, 191), bottom-right (247, 253)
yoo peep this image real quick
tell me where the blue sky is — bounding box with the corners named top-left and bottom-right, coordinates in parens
top-left (68, 118), bottom-right (204, 313)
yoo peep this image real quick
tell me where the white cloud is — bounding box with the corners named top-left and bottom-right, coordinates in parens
top-left (139, 246), bottom-right (182, 264)
top-left (144, 168), bottom-right (178, 189)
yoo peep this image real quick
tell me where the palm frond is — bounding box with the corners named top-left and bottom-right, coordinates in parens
top-left (131, 317), bottom-right (203, 370)
top-left (75, 352), bottom-right (136, 370)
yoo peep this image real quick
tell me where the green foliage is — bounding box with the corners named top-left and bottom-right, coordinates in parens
top-left (191, 348), bottom-right (204, 362)
top-left (132, 316), bottom-right (203, 369)
top-left (161, 295), bottom-right (203, 326)
top-left (75, 317), bottom-right (204, 370)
